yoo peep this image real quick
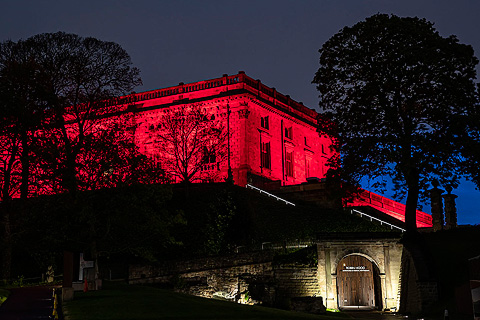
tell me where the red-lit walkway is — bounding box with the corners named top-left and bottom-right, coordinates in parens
top-left (347, 189), bottom-right (432, 228)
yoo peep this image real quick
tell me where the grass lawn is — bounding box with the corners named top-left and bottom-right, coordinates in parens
top-left (64, 281), bottom-right (347, 320)
top-left (0, 288), bottom-right (10, 305)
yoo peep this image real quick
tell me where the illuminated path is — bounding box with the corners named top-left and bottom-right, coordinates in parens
top-left (0, 286), bottom-right (58, 319)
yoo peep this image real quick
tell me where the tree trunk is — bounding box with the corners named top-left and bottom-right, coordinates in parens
top-left (55, 105), bottom-right (79, 197)
top-left (20, 130), bottom-right (30, 200)
top-left (60, 126), bottom-right (78, 197)
top-left (404, 168), bottom-right (420, 232)
top-left (0, 143), bottom-right (18, 281)
top-left (1, 199), bottom-right (12, 280)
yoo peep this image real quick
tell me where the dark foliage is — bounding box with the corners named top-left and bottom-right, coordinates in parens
top-left (167, 183), bottom-right (393, 259)
top-left (273, 246), bottom-right (318, 267)
top-left (10, 184), bottom-right (183, 278)
top-left (313, 14), bottom-right (480, 230)
top-left (8, 182), bottom-right (394, 278)
top-left (0, 32), bottom-right (152, 279)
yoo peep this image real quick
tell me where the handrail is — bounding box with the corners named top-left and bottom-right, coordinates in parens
top-left (245, 184), bottom-right (296, 206)
top-left (351, 208), bottom-right (406, 232)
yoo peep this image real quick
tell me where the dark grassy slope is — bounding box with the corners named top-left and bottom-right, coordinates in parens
top-left (64, 281), bottom-right (348, 320)
top-left (7, 182), bottom-right (393, 277)
top-left (171, 183), bottom-right (393, 255)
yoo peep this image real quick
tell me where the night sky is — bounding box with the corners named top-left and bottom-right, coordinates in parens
top-left (1, 0), bottom-right (479, 225)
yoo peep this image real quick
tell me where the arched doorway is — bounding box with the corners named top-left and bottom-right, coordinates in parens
top-left (336, 255), bottom-right (380, 309)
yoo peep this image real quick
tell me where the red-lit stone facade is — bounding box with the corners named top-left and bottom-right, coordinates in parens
top-left (0, 71), bottom-right (431, 227)
top-left (128, 72), bottom-right (333, 187)
top-left (109, 71), bottom-right (431, 227)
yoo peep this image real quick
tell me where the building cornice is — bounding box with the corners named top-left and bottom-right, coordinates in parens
top-left (100, 72), bottom-right (327, 127)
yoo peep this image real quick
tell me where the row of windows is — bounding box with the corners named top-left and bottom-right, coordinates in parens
top-left (260, 142), bottom-right (312, 179)
top-left (259, 115), bottom-right (321, 179)
top-left (260, 116), bottom-right (311, 145)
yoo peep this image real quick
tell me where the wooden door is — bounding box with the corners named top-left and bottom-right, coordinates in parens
top-left (337, 255), bottom-right (375, 308)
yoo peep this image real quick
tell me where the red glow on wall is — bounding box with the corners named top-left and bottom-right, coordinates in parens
top-left (347, 189), bottom-right (432, 228)
top-left (1, 71), bottom-right (432, 227)
top-left (130, 72), bottom-right (334, 187)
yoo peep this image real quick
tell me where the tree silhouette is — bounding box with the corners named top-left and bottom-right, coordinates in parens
top-left (313, 14), bottom-right (479, 231)
top-left (19, 32), bottom-right (142, 196)
top-left (0, 32), bottom-right (149, 279)
top-left (155, 104), bottom-right (227, 183)
top-left (0, 40), bottom-right (53, 279)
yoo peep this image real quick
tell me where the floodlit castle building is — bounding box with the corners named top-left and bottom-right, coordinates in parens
top-left (111, 71), bottom-right (431, 228)
top-left (127, 71), bottom-right (333, 187)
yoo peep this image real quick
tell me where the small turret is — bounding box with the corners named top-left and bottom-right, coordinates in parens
top-left (429, 179), bottom-right (444, 231)
top-left (443, 186), bottom-right (458, 230)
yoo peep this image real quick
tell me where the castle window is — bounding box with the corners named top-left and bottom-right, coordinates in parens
top-left (261, 116), bottom-right (269, 130)
top-left (261, 141), bottom-right (271, 169)
top-left (203, 146), bottom-right (216, 164)
top-left (305, 157), bottom-right (311, 178)
top-left (285, 151), bottom-right (294, 177)
top-left (285, 127), bottom-right (293, 139)
top-left (202, 146), bottom-right (218, 171)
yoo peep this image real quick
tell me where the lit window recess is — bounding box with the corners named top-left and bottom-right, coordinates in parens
top-left (202, 146), bottom-right (218, 171)
top-left (285, 127), bottom-right (293, 140)
top-left (285, 151), bottom-right (294, 177)
top-left (261, 116), bottom-right (269, 130)
top-left (305, 157), bottom-right (311, 178)
top-left (261, 141), bottom-right (271, 169)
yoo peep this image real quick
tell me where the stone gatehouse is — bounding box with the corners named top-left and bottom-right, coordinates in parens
top-left (129, 233), bottom-right (403, 312)
top-left (317, 233), bottom-right (403, 311)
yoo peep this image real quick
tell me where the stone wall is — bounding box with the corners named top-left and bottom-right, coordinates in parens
top-left (129, 251), bottom-right (274, 281)
top-left (274, 266), bottom-right (321, 309)
top-left (398, 243), bottom-right (439, 314)
top-left (129, 236), bottom-right (408, 313)
top-left (129, 249), bottom-right (324, 312)
top-left (131, 72), bottom-right (333, 187)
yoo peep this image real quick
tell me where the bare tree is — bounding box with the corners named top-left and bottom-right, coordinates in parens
top-left (156, 105), bottom-right (227, 183)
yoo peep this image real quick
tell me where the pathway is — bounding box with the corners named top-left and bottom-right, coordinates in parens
top-left (0, 285), bottom-right (58, 320)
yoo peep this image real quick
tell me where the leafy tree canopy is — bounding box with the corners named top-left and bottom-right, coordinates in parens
top-left (313, 14), bottom-right (479, 230)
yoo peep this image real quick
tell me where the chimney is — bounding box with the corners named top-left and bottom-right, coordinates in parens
top-left (429, 179), bottom-right (444, 232)
top-left (443, 186), bottom-right (458, 230)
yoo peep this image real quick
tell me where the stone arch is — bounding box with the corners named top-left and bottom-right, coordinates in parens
top-left (333, 249), bottom-right (384, 310)
top-left (333, 248), bottom-right (383, 274)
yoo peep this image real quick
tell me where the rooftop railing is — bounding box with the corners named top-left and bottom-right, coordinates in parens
top-left (102, 72), bottom-right (318, 121)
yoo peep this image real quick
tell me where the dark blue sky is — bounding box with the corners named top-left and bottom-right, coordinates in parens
top-left (1, 0), bottom-right (479, 225)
